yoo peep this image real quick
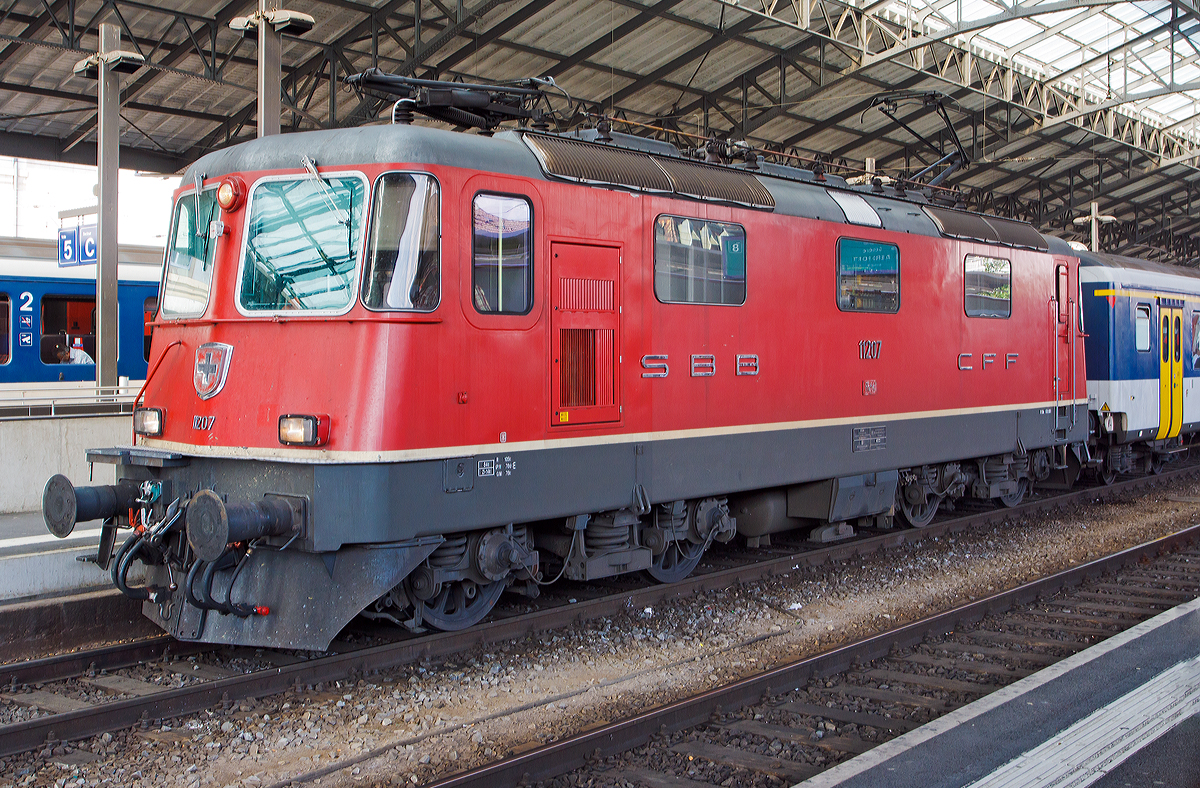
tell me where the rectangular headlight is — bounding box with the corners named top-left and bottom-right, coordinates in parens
top-left (279, 414), bottom-right (329, 446)
top-left (133, 407), bottom-right (163, 437)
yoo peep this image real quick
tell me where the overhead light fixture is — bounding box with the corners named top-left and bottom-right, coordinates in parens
top-left (230, 9), bottom-right (315, 39)
top-left (73, 50), bottom-right (146, 80)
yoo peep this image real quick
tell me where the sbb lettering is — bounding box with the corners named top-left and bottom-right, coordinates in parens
top-left (641, 353), bottom-right (761, 379)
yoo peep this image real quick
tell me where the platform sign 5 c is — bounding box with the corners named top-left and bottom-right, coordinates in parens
top-left (57, 224), bottom-right (98, 266)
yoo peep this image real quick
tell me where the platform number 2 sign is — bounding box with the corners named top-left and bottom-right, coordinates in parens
top-left (17, 292), bottom-right (33, 347)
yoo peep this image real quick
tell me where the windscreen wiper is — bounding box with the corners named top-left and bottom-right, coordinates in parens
top-left (301, 156), bottom-right (350, 226)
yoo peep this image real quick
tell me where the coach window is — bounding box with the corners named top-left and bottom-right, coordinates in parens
top-left (472, 194), bottom-right (533, 314)
top-left (40, 295), bottom-right (95, 364)
top-left (653, 215), bottom-right (746, 305)
top-left (239, 174), bottom-right (366, 312)
top-left (836, 238), bottom-right (899, 313)
top-left (143, 297), bottom-right (157, 362)
top-left (964, 255), bottom-right (1010, 318)
top-left (0, 294), bottom-right (8, 364)
top-left (161, 188), bottom-right (219, 317)
top-left (362, 174), bottom-right (440, 311)
top-left (1135, 305), bottom-right (1151, 352)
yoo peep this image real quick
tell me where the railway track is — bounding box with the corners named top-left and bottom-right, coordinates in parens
top-left (423, 526), bottom-right (1200, 788)
top-left (0, 464), bottom-right (1196, 762)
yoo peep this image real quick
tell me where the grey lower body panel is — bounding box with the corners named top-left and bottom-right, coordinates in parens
top-left (125, 404), bottom-right (1086, 551)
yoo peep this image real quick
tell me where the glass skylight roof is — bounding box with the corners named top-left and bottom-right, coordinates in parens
top-left (879, 0), bottom-right (1200, 137)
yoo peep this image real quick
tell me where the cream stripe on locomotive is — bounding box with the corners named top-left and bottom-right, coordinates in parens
top-left (143, 397), bottom-right (1090, 465)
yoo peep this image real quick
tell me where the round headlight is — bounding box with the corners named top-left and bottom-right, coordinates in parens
top-left (216, 176), bottom-right (246, 211)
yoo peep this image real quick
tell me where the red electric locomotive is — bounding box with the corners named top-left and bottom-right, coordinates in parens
top-left (42, 76), bottom-right (1088, 650)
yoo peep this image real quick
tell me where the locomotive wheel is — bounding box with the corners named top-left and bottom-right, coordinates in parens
top-left (898, 494), bottom-right (940, 528)
top-left (1096, 466), bottom-right (1117, 485)
top-left (1150, 455), bottom-right (1164, 475)
top-left (999, 479), bottom-right (1029, 508)
top-left (414, 579), bottom-right (505, 631)
top-left (644, 539), bottom-right (706, 584)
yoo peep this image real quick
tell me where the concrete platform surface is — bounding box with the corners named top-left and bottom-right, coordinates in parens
top-left (0, 510), bottom-right (142, 601)
top-left (798, 596), bottom-right (1200, 788)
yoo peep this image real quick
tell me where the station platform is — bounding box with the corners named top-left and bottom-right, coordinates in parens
top-left (801, 597), bottom-right (1200, 788)
top-left (0, 510), bottom-right (116, 601)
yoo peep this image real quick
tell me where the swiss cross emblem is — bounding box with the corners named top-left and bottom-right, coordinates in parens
top-left (194, 342), bottom-right (234, 400)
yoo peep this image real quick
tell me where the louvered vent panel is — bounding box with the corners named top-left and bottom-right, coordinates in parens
top-left (595, 329), bottom-right (615, 406)
top-left (560, 329), bottom-right (596, 408)
top-left (560, 277), bottom-right (614, 311)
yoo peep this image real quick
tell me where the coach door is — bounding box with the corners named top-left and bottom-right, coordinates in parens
top-left (1156, 299), bottom-right (1184, 440)
top-left (550, 242), bottom-right (621, 426)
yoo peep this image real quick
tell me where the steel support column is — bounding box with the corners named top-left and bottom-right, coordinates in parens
top-left (96, 22), bottom-right (120, 389)
top-left (257, 0), bottom-right (282, 138)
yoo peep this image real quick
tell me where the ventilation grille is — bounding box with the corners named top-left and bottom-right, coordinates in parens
top-left (525, 133), bottom-right (775, 209)
top-left (560, 277), bottom-right (614, 311)
top-left (560, 328), bottom-right (615, 408)
top-left (654, 156), bottom-right (776, 208)
top-left (925, 205), bottom-right (1048, 251)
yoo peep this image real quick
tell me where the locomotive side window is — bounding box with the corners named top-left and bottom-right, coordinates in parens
top-left (0, 294), bottom-right (8, 364)
top-left (1135, 305), bottom-right (1151, 352)
top-left (238, 175), bottom-right (366, 312)
top-left (472, 194), bottom-right (533, 314)
top-left (362, 173), bottom-right (440, 311)
top-left (653, 215), bottom-right (746, 305)
top-left (964, 255), bottom-right (1010, 318)
top-left (161, 189), bottom-right (219, 317)
top-left (836, 238), bottom-right (899, 313)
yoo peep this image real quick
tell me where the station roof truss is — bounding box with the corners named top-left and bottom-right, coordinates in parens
top-left (4, 0), bottom-right (1200, 263)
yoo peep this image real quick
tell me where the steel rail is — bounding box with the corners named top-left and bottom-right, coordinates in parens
top-left (0, 636), bottom-right (205, 688)
top-left (0, 462), bottom-right (1196, 758)
top-left (421, 521), bottom-right (1200, 788)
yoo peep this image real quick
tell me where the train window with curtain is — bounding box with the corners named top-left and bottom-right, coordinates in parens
top-left (472, 194), bottom-right (533, 314)
top-left (238, 174), bottom-right (366, 312)
top-left (964, 255), bottom-right (1011, 318)
top-left (161, 188), bottom-right (219, 317)
top-left (653, 215), bottom-right (746, 305)
top-left (362, 174), bottom-right (440, 311)
top-left (1135, 305), bottom-right (1151, 352)
top-left (0, 293), bottom-right (8, 364)
top-left (836, 238), bottom-right (899, 313)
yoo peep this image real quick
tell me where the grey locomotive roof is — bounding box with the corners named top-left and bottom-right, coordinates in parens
top-left (185, 123), bottom-right (1057, 252)
top-left (1078, 250), bottom-right (1200, 280)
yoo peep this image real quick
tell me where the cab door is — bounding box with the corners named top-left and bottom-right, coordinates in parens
top-left (550, 241), bottom-right (621, 426)
top-left (1156, 300), bottom-right (1184, 439)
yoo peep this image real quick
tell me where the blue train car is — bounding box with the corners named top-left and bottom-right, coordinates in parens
top-left (0, 237), bottom-right (161, 385)
top-left (1079, 251), bottom-right (1200, 478)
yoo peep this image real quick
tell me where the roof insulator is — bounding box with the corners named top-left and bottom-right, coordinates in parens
top-left (595, 118), bottom-right (613, 143)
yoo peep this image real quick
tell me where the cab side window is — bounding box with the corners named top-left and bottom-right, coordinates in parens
top-left (472, 194), bottom-right (533, 315)
top-left (1135, 305), bottom-right (1151, 352)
